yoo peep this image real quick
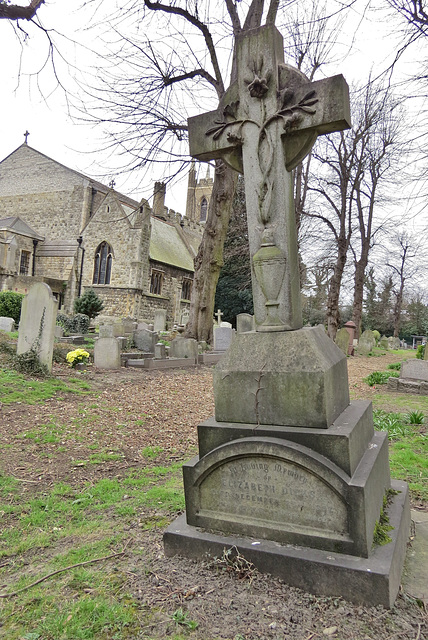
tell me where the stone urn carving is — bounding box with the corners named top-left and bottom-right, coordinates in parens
top-left (252, 229), bottom-right (286, 331)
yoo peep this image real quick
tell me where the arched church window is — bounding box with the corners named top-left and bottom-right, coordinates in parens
top-left (93, 242), bottom-right (113, 285)
top-left (200, 197), bottom-right (208, 222)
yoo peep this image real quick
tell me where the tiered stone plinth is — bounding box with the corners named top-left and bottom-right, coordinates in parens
top-left (164, 327), bottom-right (410, 607)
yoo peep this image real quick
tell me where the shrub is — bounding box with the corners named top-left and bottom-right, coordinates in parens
top-left (364, 371), bottom-right (399, 386)
top-left (56, 313), bottom-right (90, 335)
top-left (74, 289), bottom-right (104, 319)
top-left (416, 344), bottom-right (425, 360)
top-left (0, 291), bottom-right (24, 324)
top-left (372, 330), bottom-right (381, 344)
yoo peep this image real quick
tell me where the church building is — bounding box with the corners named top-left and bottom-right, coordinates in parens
top-left (0, 142), bottom-right (207, 327)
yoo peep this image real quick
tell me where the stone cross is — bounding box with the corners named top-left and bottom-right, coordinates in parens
top-left (215, 309), bottom-right (223, 325)
top-left (188, 25), bottom-right (351, 332)
top-left (23, 130), bottom-right (30, 144)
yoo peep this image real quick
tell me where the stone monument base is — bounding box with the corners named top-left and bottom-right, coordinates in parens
top-left (164, 480), bottom-right (410, 608)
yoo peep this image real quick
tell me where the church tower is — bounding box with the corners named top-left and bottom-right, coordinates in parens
top-left (185, 161), bottom-right (213, 223)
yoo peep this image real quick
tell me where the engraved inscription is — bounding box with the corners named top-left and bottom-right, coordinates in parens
top-left (199, 456), bottom-right (348, 534)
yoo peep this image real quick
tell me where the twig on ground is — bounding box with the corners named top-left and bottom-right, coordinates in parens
top-left (0, 540), bottom-right (132, 599)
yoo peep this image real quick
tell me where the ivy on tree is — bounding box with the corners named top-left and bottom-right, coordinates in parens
top-left (74, 289), bottom-right (104, 320)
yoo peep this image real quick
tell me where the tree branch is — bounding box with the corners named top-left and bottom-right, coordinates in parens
top-left (0, 0), bottom-right (44, 21)
top-left (143, 0), bottom-right (225, 96)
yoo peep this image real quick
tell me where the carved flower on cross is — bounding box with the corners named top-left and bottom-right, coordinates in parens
top-left (245, 57), bottom-right (271, 99)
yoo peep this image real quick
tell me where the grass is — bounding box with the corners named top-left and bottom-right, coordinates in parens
top-left (373, 409), bottom-right (427, 500)
top-left (0, 463), bottom-right (185, 639)
top-left (0, 368), bottom-right (92, 404)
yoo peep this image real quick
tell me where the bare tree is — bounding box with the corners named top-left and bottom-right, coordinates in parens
top-left (350, 83), bottom-right (405, 337)
top-left (81, 0), bottom-right (287, 342)
top-left (386, 231), bottom-right (423, 337)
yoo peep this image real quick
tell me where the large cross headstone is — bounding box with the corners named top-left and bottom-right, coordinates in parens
top-left (165, 25), bottom-right (410, 609)
top-left (189, 25), bottom-right (350, 331)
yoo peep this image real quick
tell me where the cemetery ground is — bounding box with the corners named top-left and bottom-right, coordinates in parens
top-left (0, 339), bottom-right (427, 640)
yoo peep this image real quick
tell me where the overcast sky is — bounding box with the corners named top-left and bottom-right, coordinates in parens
top-left (0, 0), bottom-right (420, 216)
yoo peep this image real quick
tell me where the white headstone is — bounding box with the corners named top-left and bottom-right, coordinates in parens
top-left (214, 326), bottom-right (234, 352)
top-left (94, 337), bottom-right (121, 369)
top-left (154, 309), bottom-right (167, 332)
top-left (0, 316), bottom-right (15, 332)
top-left (17, 283), bottom-right (58, 372)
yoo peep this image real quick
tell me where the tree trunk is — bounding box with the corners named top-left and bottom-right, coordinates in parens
top-left (352, 244), bottom-right (370, 339)
top-left (184, 160), bottom-right (239, 342)
top-left (326, 244), bottom-right (347, 341)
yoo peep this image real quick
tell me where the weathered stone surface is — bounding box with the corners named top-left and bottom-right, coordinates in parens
top-left (198, 400), bottom-right (374, 476)
top-left (236, 313), bottom-right (255, 334)
top-left (358, 329), bottom-right (375, 356)
top-left (154, 342), bottom-right (166, 359)
top-left (164, 480), bottom-right (410, 608)
top-left (214, 326), bottom-right (234, 351)
top-left (388, 336), bottom-right (400, 350)
top-left (94, 336), bottom-right (121, 369)
top-left (0, 316), bottom-right (15, 332)
top-left (17, 282), bottom-right (58, 372)
top-left (397, 379), bottom-right (421, 393)
top-left (335, 328), bottom-right (350, 355)
top-left (169, 337), bottom-right (198, 360)
top-left (154, 309), bottom-right (167, 332)
top-left (183, 430), bottom-right (390, 558)
top-left (387, 377), bottom-right (399, 390)
top-left (99, 324), bottom-right (115, 338)
top-left (380, 335), bottom-right (389, 349)
top-left (214, 326), bottom-right (350, 428)
top-left (401, 359), bottom-right (428, 382)
top-left (133, 328), bottom-right (158, 353)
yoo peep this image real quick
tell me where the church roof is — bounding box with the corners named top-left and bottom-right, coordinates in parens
top-left (150, 218), bottom-right (194, 272)
top-left (37, 239), bottom-right (79, 258)
top-left (0, 216), bottom-right (44, 240)
top-left (0, 144), bottom-right (143, 210)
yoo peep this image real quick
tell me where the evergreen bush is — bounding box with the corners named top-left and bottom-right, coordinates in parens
top-left (0, 291), bottom-right (24, 324)
top-left (74, 289), bottom-right (104, 319)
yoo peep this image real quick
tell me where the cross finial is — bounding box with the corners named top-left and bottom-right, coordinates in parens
top-left (109, 179), bottom-right (116, 189)
top-left (23, 130), bottom-right (30, 144)
top-left (215, 309), bottom-right (223, 325)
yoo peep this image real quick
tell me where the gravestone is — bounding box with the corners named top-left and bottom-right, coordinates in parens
top-left (99, 324), bottom-right (115, 338)
top-left (424, 345), bottom-right (428, 361)
top-left (112, 322), bottom-right (125, 338)
top-left (214, 326), bottom-right (234, 352)
top-left (54, 325), bottom-right (64, 338)
top-left (164, 24), bottom-right (409, 608)
top-left (380, 335), bottom-right (389, 350)
top-left (17, 283), bottom-right (58, 372)
top-left (94, 337), bottom-right (121, 369)
top-left (358, 329), bottom-right (375, 356)
top-left (236, 313), bottom-right (255, 334)
top-left (154, 342), bottom-right (167, 359)
top-left (401, 360), bottom-right (428, 382)
top-left (154, 309), bottom-right (167, 333)
top-left (169, 337), bottom-right (198, 360)
top-left (0, 317), bottom-right (15, 332)
top-left (388, 336), bottom-right (400, 350)
top-left (344, 321), bottom-right (356, 355)
top-left (180, 309), bottom-right (190, 326)
top-left (335, 327), bottom-right (350, 356)
top-left (133, 328), bottom-right (158, 353)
